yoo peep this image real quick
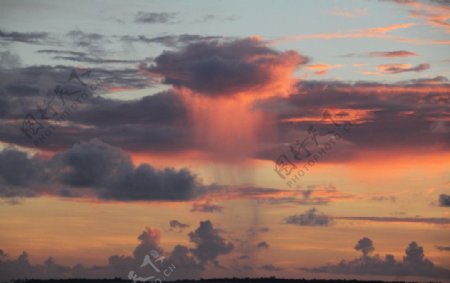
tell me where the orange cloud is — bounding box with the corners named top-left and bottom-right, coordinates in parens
top-left (269, 23), bottom-right (415, 44)
top-left (391, 0), bottom-right (450, 33)
top-left (376, 63), bottom-right (430, 74)
top-left (306, 63), bottom-right (344, 75)
top-left (269, 22), bottom-right (450, 45)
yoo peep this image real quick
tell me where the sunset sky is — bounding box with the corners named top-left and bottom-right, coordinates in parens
top-left (0, 0), bottom-right (449, 282)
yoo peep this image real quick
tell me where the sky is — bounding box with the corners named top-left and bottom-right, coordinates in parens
top-left (0, 0), bottom-right (449, 282)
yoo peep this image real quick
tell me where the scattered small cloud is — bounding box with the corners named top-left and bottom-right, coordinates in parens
top-left (134, 12), bottom-right (177, 24)
top-left (191, 200), bottom-right (223, 213)
top-left (369, 50), bottom-right (417, 57)
top-left (436, 245), bottom-right (450, 251)
top-left (285, 208), bottom-right (333, 226)
top-left (170, 220), bottom-right (190, 230)
top-left (438, 194), bottom-right (450, 207)
top-left (376, 63), bottom-right (430, 74)
top-left (259, 264), bottom-right (283, 272)
top-left (305, 63), bottom-right (344, 75)
top-left (325, 8), bottom-right (368, 18)
top-left (256, 241), bottom-right (270, 249)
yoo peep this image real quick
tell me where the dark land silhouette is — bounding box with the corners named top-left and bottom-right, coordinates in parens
top-left (8, 278), bottom-right (429, 283)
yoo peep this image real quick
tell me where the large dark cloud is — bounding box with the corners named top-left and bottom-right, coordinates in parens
top-left (0, 148), bottom-right (48, 197)
top-left (256, 79), bottom-right (450, 161)
top-left (191, 201), bottom-right (224, 213)
top-left (0, 66), bottom-right (183, 151)
top-left (301, 238), bottom-right (450, 278)
top-left (0, 139), bottom-right (202, 202)
top-left (149, 37), bottom-right (308, 97)
top-left (3, 57), bottom-right (447, 157)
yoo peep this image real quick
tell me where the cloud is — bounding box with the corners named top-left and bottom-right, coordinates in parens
top-left (0, 139), bottom-right (203, 202)
top-left (369, 50), bottom-right (417, 57)
top-left (386, 0), bottom-right (450, 33)
top-left (302, 238), bottom-right (450, 278)
top-left (167, 245), bottom-right (203, 279)
top-left (285, 208), bottom-right (333, 226)
top-left (354, 237), bottom-right (374, 257)
top-left (191, 201), bottom-right (223, 213)
top-left (376, 63), bottom-right (430, 73)
top-left (270, 23), bottom-right (420, 45)
top-left (335, 216), bottom-right (450, 224)
top-left (256, 241), bottom-right (270, 249)
top-left (121, 34), bottom-right (223, 47)
top-left (149, 37), bottom-right (308, 97)
top-left (188, 220), bottom-right (234, 266)
top-left (256, 79), bottom-right (450, 156)
top-left (325, 8), bottom-right (368, 18)
top-left (305, 63), bottom-right (343, 75)
top-left (0, 29), bottom-right (50, 44)
top-left (0, 221), bottom-right (234, 281)
top-left (259, 264), bottom-right (283, 272)
top-left (66, 30), bottom-right (107, 54)
top-left (134, 12), bottom-right (176, 24)
top-left (436, 245), bottom-right (450, 251)
top-left (438, 194), bottom-right (450, 207)
top-left (204, 185), bottom-right (353, 205)
top-left (0, 51), bottom-right (21, 68)
top-left (0, 148), bottom-right (48, 197)
top-left (169, 220), bottom-right (190, 230)
top-left (370, 196), bottom-right (397, 202)
top-left (52, 138), bottom-right (134, 188)
top-left (344, 50), bottom-right (417, 58)
top-left (37, 49), bottom-right (143, 64)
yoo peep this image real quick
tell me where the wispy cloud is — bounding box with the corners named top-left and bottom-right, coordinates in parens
top-left (325, 8), bottom-right (368, 18)
top-left (134, 12), bottom-right (177, 24)
top-left (376, 63), bottom-right (430, 73)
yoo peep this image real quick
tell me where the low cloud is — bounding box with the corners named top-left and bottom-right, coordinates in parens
top-left (188, 220), bottom-right (234, 267)
top-left (0, 29), bottom-right (50, 45)
top-left (0, 220), bottom-right (232, 281)
top-left (285, 208), bottom-right (333, 226)
top-left (301, 237), bottom-right (450, 278)
top-left (438, 194), bottom-right (450, 207)
top-left (191, 201), bottom-right (223, 213)
top-left (436, 245), bottom-right (450, 251)
top-left (0, 139), bottom-right (202, 202)
top-left (259, 264), bottom-right (283, 272)
top-left (169, 220), bottom-right (190, 230)
top-left (256, 241), bottom-right (270, 249)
